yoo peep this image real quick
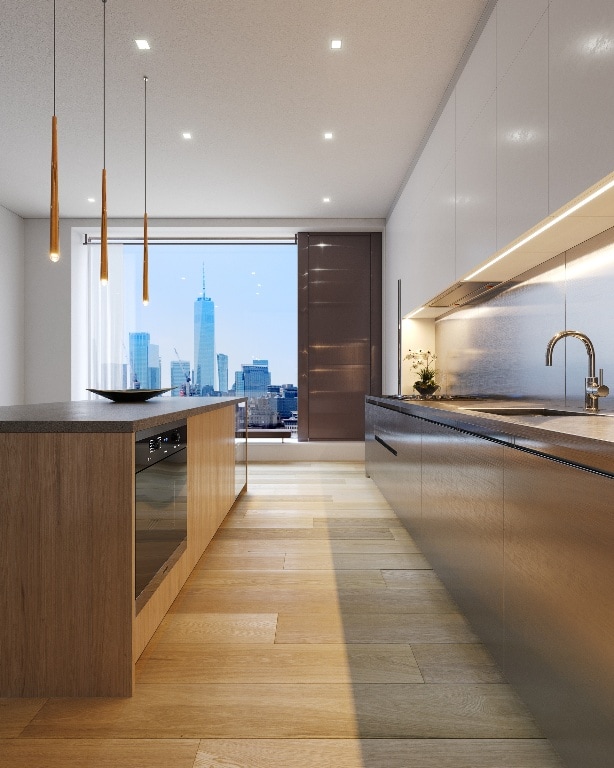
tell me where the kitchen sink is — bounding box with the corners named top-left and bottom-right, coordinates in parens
top-left (462, 407), bottom-right (600, 417)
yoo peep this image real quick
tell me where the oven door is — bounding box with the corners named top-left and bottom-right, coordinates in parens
top-left (135, 425), bottom-right (187, 607)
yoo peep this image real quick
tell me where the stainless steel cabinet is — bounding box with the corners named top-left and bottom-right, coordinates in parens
top-left (503, 447), bottom-right (614, 768)
top-left (366, 399), bottom-right (614, 768)
top-left (421, 419), bottom-right (505, 666)
top-left (365, 402), bottom-right (421, 534)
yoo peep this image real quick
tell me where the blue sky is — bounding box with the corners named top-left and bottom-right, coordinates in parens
top-left (124, 242), bottom-right (298, 388)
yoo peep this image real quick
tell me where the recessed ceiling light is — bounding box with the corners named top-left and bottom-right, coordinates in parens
top-left (324, 132), bottom-right (333, 140)
top-left (135, 39), bottom-right (150, 50)
top-left (87, 197), bottom-right (95, 203)
top-left (182, 132), bottom-right (192, 140)
top-left (331, 39), bottom-right (342, 49)
top-left (323, 197), bottom-right (331, 203)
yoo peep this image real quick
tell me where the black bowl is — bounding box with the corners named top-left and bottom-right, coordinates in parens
top-left (86, 387), bottom-right (175, 402)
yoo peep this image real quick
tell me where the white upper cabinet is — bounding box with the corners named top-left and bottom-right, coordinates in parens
top-left (451, 10), bottom-right (497, 280)
top-left (496, 11), bottom-right (549, 250)
top-left (455, 11), bottom-right (496, 145)
top-left (456, 95), bottom-right (497, 278)
top-left (408, 97), bottom-right (456, 213)
top-left (412, 160), bottom-right (456, 306)
top-left (549, 0), bottom-right (614, 212)
top-left (386, 0), bottom-right (614, 315)
top-left (387, 95), bottom-right (456, 313)
top-left (496, 0), bottom-right (549, 80)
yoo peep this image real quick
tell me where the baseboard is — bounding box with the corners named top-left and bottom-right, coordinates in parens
top-left (247, 440), bottom-right (365, 462)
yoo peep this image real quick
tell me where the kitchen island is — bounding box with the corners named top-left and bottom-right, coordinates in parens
top-left (0, 397), bottom-right (246, 698)
top-left (366, 395), bottom-right (614, 768)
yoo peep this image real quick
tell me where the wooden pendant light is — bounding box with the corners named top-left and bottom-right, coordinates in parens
top-left (100, 0), bottom-right (108, 285)
top-left (49, 0), bottom-right (60, 262)
top-left (142, 76), bottom-right (149, 305)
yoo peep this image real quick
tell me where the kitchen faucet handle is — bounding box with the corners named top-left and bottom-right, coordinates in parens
top-left (598, 369), bottom-right (609, 398)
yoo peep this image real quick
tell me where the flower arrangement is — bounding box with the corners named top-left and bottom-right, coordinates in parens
top-left (404, 349), bottom-right (439, 396)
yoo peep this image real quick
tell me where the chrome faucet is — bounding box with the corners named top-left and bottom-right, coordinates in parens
top-left (545, 330), bottom-right (609, 412)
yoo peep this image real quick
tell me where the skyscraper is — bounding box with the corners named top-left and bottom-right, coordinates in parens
top-left (217, 353), bottom-right (229, 394)
top-left (129, 332), bottom-right (150, 389)
top-left (234, 359), bottom-right (271, 399)
top-left (129, 333), bottom-right (163, 389)
top-left (148, 343), bottom-right (161, 389)
top-left (171, 359), bottom-right (191, 396)
top-left (193, 270), bottom-right (215, 394)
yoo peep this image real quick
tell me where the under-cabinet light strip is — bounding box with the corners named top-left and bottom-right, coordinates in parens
top-left (465, 176), bottom-right (614, 281)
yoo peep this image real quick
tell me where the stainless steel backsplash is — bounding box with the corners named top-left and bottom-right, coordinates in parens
top-left (435, 226), bottom-right (614, 411)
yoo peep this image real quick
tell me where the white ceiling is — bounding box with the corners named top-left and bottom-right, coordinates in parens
top-left (0, 0), bottom-right (489, 220)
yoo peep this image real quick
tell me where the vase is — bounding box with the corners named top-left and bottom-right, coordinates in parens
top-left (414, 382), bottom-right (440, 398)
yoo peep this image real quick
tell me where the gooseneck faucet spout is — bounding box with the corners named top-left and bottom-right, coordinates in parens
top-left (545, 331), bottom-right (596, 377)
top-left (545, 330), bottom-right (608, 411)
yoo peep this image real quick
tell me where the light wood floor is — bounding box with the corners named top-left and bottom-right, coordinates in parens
top-left (0, 462), bottom-right (563, 767)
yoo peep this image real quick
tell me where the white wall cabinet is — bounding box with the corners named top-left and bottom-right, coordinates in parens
top-left (385, 0), bottom-right (614, 393)
top-left (413, 160), bottom-right (456, 305)
top-left (455, 11), bottom-right (496, 146)
top-left (549, 0), bottom-right (614, 213)
top-left (496, 0), bottom-right (548, 80)
top-left (496, 11), bottom-right (549, 250)
top-left (387, 95), bottom-right (456, 316)
top-left (455, 95), bottom-right (497, 278)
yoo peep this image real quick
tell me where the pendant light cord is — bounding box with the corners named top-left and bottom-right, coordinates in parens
top-left (103, 0), bottom-right (106, 168)
top-left (144, 75), bottom-right (148, 211)
top-left (53, 0), bottom-right (56, 115)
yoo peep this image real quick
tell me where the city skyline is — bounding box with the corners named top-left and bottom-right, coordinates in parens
top-left (124, 243), bottom-right (297, 389)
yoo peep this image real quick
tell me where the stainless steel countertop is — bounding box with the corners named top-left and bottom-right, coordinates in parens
top-left (367, 396), bottom-right (614, 476)
top-left (0, 396), bottom-right (244, 433)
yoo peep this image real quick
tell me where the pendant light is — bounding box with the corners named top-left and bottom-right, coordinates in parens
top-left (49, 0), bottom-right (60, 263)
top-left (142, 75), bottom-right (149, 305)
top-left (100, 0), bottom-right (108, 285)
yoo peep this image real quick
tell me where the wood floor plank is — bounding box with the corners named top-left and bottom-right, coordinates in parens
top-left (350, 683), bottom-right (540, 738)
top-left (214, 527), bottom-right (395, 540)
top-left (241, 500), bottom-right (394, 508)
top-left (283, 553), bottom-right (431, 570)
top-left (153, 613), bottom-right (278, 644)
top-left (0, 739), bottom-right (199, 768)
top-left (22, 683), bottom-right (539, 739)
top-left (168, 586), bottom-right (341, 615)
top-left (187, 569), bottom-right (386, 590)
top-left (336, 587), bottom-right (457, 614)
top-left (203, 539), bottom-right (418, 555)
top-left (312, 517), bottom-right (405, 527)
top-left (193, 738), bottom-right (563, 768)
top-left (0, 700), bottom-right (46, 738)
top-left (244, 508), bottom-right (399, 520)
top-left (168, 585), bottom-right (456, 616)
top-left (275, 612), bottom-right (479, 644)
top-left (411, 643), bottom-right (505, 684)
top-left (136, 643), bottom-right (423, 684)
top-left (221, 516), bottom-right (315, 528)
top-left (196, 554), bottom-right (286, 570)
top-left (381, 569), bottom-right (447, 589)
top-left (21, 684), bottom-right (359, 738)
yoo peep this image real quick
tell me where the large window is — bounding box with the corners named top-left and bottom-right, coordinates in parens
top-left (87, 241), bottom-right (297, 427)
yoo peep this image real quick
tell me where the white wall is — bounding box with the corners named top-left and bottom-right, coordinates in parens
top-left (0, 205), bottom-right (25, 405)
top-left (23, 216), bottom-right (384, 404)
top-left (384, 0), bottom-right (614, 393)
top-left (24, 218), bottom-right (72, 404)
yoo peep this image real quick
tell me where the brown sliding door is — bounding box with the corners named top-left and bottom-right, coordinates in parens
top-left (297, 232), bottom-right (382, 441)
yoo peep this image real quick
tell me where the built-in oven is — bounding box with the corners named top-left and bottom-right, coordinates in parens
top-left (134, 419), bottom-right (188, 611)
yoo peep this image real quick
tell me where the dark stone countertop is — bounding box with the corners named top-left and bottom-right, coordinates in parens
top-left (367, 395), bottom-right (614, 476)
top-left (0, 396), bottom-right (244, 434)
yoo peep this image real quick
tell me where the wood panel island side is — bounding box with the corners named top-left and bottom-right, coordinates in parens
top-left (0, 397), bottom-right (246, 698)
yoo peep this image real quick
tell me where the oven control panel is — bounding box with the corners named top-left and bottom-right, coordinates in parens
top-left (135, 420), bottom-right (187, 471)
